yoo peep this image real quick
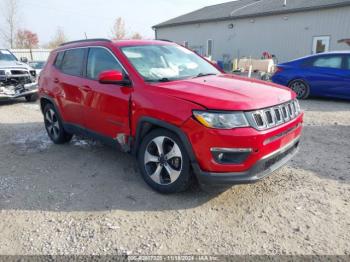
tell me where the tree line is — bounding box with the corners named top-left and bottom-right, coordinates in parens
top-left (0, 0), bottom-right (144, 49)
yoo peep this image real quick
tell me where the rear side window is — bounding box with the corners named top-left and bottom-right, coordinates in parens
top-left (86, 47), bottom-right (123, 80)
top-left (312, 56), bottom-right (342, 69)
top-left (54, 52), bottom-right (64, 68)
top-left (60, 48), bottom-right (85, 76)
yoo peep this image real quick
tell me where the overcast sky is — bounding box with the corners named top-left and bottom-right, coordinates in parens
top-left (0, 0), bottom-right (233, 46)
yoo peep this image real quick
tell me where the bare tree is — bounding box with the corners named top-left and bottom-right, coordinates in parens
top-left (0, 0), bottom-right (19, 48)
top-left (111, 17), bottom-right (126, 40)
top-left (131, 32), bottom-right (143, 40)
top-left (15, 29), bottom-right (39, 49)
top-left (45, 28), bottom-right (68, 49)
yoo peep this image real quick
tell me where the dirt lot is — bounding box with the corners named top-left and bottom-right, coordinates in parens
top-left (0, 98), bottom-right (349, 255)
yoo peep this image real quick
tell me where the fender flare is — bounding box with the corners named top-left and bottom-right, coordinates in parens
top-left (132, 117), bottom-right (197, 164)
top-left (39, 95), bottom-right (63, 120)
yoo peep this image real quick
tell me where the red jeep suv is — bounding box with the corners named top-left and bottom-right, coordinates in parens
top-left (39, 39), bottom-right (303, 193)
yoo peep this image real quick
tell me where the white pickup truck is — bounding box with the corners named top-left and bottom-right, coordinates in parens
top-left (0, 49), bottom-right (38, 102)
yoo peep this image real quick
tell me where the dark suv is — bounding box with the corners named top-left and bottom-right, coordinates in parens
top-left (39, 39), bottom-right (303, 193)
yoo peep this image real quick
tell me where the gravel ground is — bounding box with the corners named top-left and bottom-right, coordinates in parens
top-left (0, 98), bottom-right (349, 255)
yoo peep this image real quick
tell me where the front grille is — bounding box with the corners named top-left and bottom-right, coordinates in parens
top-left (246, 100), bottom-right (301, 130)
top-left (0, 76), bottom-right (32, 85)
top-left (11, 70), bottom-right (29, 75)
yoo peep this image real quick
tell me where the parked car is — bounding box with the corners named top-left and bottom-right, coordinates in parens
top-left (0, 49), bottom-right (38, 102)
top-left (39, 39), bottom-right (303, 194)
top-left (28, 61), bottom-right (46, 76)
top-left (272, 51), bottom-right (350, 100)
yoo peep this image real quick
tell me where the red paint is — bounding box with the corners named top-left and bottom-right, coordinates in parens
top-left (39, 39), bottom-right (303, 175)
top-left (98, 70), bottom-right (124, 83)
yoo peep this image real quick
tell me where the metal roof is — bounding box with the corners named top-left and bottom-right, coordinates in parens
top-left (153, 0), bottom-right (350, 28)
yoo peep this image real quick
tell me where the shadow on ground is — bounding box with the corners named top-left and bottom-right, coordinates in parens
top-left (0, 122), bottom-right (224, 212)
top-left (0, 97), bottom-right (349, 212)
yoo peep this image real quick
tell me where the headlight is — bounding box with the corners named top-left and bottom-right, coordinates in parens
top-left (193, 111), bottom-right (249, 129)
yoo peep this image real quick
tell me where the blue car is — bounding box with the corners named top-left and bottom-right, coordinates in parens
top-left (272, 52), bottom-right (350, 100)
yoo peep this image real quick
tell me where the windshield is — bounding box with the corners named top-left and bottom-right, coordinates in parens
top-left (121, 45), bottom-right (220, 82)
top-left (0, 50), bottom-right (17, 62)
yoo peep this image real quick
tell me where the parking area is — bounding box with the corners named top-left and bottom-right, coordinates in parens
top-left (0, 99), bottom-right (349, 255)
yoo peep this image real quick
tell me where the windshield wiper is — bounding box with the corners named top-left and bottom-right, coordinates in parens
top-left (158, 78), bottom-right (171, 82)
top-left (146, 78), bottom-right (172, 83)
top-left (193, 73), bottom-right (217, 78)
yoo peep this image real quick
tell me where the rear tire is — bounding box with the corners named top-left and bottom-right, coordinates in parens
top-left (288, 79), bottom-right (310, 99)
top-left (43, 103), bottom-right (72, 144)
top-left (25, 94), bottom-right (38, 102)
top-left (137, 129), bottom-right (192, 194)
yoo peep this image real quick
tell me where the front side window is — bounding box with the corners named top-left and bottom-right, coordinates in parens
top-left (121, 45), bottom-right (219, 82)
top-left (87, 47), bottom-right (123, 80)
top-left (312, 56), bottom-right (342, 69)
top-left (60, 48), bottom-right (85, 76)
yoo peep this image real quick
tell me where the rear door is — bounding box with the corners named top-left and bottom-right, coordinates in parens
top-left (81, 46), bottom-right (132, 140)
top-left (340, 55), bottom-right (350, 99)
top-left (55, 48), bottom-right (87, 126)
top-left (304, 54), bottom-right (345, 97)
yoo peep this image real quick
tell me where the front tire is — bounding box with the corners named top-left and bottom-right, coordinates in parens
top-left (43, 103), bottom-right (72, 144)
top-left (288, 79), bottom-right (310, 99)
top-left (137, 129), bottom-right (192, 194)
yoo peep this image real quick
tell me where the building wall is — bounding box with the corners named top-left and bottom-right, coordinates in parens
top-left (155, 7), bottom-right (350, 63)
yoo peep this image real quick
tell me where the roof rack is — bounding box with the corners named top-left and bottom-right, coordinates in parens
top-left (60, 38), bottom-right (112, 46)
top-left (157, 39), bottom-right (174, 43)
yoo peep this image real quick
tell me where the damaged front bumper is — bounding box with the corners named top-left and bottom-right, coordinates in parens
top-left (0, 82), bottom-right (38, 101)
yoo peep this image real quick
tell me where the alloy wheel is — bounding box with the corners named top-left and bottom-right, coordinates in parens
top-left (144, 136), bottom-right (183, 185)
top-left (45, 109), bottom-right (60, 140)
top-left (290, 81), bottom-right (307, 99)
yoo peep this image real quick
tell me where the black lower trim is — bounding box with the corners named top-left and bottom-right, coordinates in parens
top-left (193, 139), bottom-right (300, 186)
top-left (63, 123), bottom-right (120, 149)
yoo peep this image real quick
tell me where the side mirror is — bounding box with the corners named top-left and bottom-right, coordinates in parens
top-left (98, 70), bottom-right (131, 86)
top-left (20, 57), bottom-right (28, 63)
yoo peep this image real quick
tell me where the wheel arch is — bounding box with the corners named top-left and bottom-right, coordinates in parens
top-left (40, 96), bottom-right (59, 114)
top-left (132, 117), bottom-right (197, 164)
top-left (287, 77), bottom-right (309, 87)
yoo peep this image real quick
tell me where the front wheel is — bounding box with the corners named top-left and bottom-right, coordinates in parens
top-left (137, 129), bottom-right (192, 194)
top-left (288, 79), bottom-right (310, 99)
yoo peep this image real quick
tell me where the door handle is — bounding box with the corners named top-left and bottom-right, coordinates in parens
top-left (81, 85), bottom-right (92, 92)
top-left (53, 78), bottom-right (59, 83)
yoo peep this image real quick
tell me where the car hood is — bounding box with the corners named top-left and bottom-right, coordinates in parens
top-left (149, 74), bottom-right (295, 111)
top-left (0, 60), bottom-right (32, 70)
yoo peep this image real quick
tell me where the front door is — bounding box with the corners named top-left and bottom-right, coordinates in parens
top-left (305, 54), bottom-right (345, 97)
top-left (81, 46), bottom-right (132, 141)
top-left (340, 55), bottom-right (350, 99)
